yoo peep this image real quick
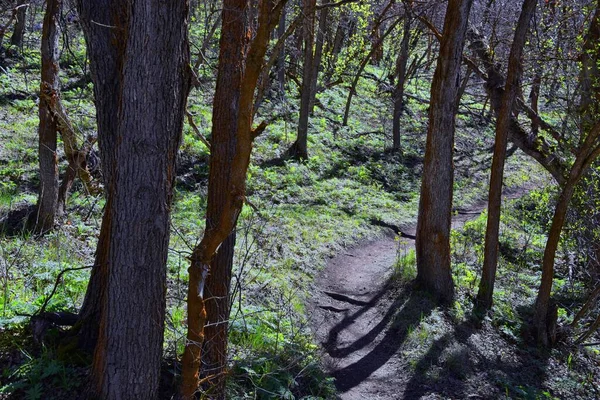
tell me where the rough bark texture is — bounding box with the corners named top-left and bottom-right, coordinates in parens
top-left (31, 0), bottom-right (61, 234)
top-left (76, 0), bottom-right (190, 398)
top-left (392, 14), bottom-right (411, 153)
top-left (180, 2), bottom-right (284, 398)
top-left (415, 0), bottom-right (473, 304)
top-left (477, 0), bottom-right (537, 312)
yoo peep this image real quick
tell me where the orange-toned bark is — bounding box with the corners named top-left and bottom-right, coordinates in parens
top-left (180, 1), bottom-right (285, 398)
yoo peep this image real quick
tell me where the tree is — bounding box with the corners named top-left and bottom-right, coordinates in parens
top-left (30, 0), bottom-right (61, 234)
top-left (415, 0), bottom-right (473, 304)
top-left (9, 0), bottom-right (26, 47)
top-left (533, 0), bottom-right (600, 346)
top-left (392, 7), bottom-right (412, 153)
top-left (180, 1), bottom-right (285, 398)
top-left (286, 0), bottom-right (316, 159)
top-left (477, 0), bottom-right (537, 312)
top-left (75, 0), bottom-right (190, 397)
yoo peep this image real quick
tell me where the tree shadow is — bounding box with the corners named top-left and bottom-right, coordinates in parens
top-left (324, 283), bottom-right (437, 393)
top-left (402, 312), bottom-right (552, 399)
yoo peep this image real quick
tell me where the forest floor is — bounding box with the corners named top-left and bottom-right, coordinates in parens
top-left (309, 189), bottom-right (600, 400)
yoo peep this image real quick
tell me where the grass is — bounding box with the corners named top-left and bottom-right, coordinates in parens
top-left (0, 20), bottom-right (598, 400)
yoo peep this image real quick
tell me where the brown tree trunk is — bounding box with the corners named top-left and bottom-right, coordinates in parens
top-left (30, 0), bottom-right (61, 234)
top-left (342, 13), bottom-right (401, 126)
top-left (533, 2), bottom-right (600, 346)
top-left (529, 72), bottom-right (541, 135)
top-left (76, 1), bottom-right (191, 398)
top-left (288, 0), bottom-right (316, 159)
top-left (277, 7), bottom-right (287, 94)
top-left (325, 10), bottom-right (349, 82)
top-left (392, 14), bottom-right (412, 153)
top-left (415, 0), bottom-right (473, 304)
top-left (308, 0), bottom-right (328, 115)
top-left (466, 31), bottom-right (568, 185)
top-left (9, 0), bottom-right (26, 47)
top-left (477, 0), bottom-right (537, 312)
top-left (180, 2), bottom-right (285, 398)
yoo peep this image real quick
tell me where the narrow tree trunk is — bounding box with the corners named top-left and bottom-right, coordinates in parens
top-left (392, 15), bottom-right (411, 153)
top-left (9, 0), bottom-right (27, 47)
top-left (288, 0), bottom-right (316, 159)
top-left (415, 0), bottom-right (474, 304)
top-left (30, 0), bottom-right (61, 234)
top-left (477, 0), bottom-right (537, 312)
top-left (180, 3), bottom-right (285, 398)
top-left (325, 10), bottom-right (349, 82)
top-left (77, 1), bottom-right (191, 398)
top-left (342, 15), bottom-right (401, 126)
top-left (308, 0), bottom-right (328, 115)
top-left (529, 72), bottom-right (541, 135)
top-left (466, 31), bottom-right (568, 185)
top-left (277, 7), bottom-right (287, 94)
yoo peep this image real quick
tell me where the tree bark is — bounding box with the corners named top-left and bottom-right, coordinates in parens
top-left (9, 0), bottom-right (26, 47)
top-left (277, 7), bottom-right (287, 94)
top-left (532, 122), bottom-right (600, 346)
top-left (308, 0), bottom-right (328, 115)
top-left (466, 31), bottom-right (568, 185)
top-left (415, 0), bottom-right (473, 304)
top-left (477, 0), bottom-right (537, 312)
top-left (180, 2), bottom-right (285, 398)
top-left (76, 1), bottom-right (191, 398)
top-left (30, 0), bottom-right (61, 234)
top-left (392, 14), bottom-right (412, 153)
top-left (288, 0), bottom-right (316, 160)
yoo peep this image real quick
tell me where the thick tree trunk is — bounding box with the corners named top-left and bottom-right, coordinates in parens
top-left (76, 1), bottom-right (191, 398)
top-left (30, 0), bottom-right (61, 234)
top-left (288, 0), bottom-right (316, 160)
top-left (415, 0), bottom-right (473, 304)
top-left (180, 2), bottom-right (285, 398)
top-left (392, 15), bottom-right (411, 153)
top-left (477, 0), bottom-right (537, 312)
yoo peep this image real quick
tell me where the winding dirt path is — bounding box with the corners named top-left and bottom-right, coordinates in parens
top-left (309, 193), bottom-right (526, 399)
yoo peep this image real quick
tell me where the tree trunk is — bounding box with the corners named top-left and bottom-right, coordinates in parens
top-left (180, 2), bottom-right (285, 398)
top-left (477, 0), bottom-right (537, 312)
top-left (9, 0), bottom-right (27, 47)
top-left (288, 0), bottom-right (316, 160)
top-left (308, 0), bottom-right (328, 115)
top-left (415, 0), bottom-right (473, 304)
top-left (277, 7), bottom-right (287, 94)
top-left (76, 1), bottom-right (190, 398)
top-left (342, 15), bottom-right (401, 126)
top-left (30, 0), bottom-right (61, 234)
top-left (392, 14), bottom-right (411, 153)
top-left (466, 31), bottom-right (568, 185)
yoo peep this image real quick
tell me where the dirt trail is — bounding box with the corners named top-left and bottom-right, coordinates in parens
top-left (309, 193), bottom-right (526, 400)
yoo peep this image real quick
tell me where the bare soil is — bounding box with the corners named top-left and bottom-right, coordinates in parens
top-left (309, 194), bottom-right (600, 400)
